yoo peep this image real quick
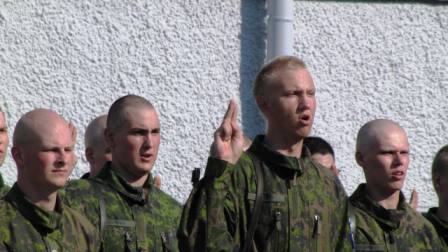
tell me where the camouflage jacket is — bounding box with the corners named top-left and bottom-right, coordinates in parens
top-left (0, 183), bottom-right (100, 252)
top-left (0, 173), bottom-right (10, 197)
top-left (423, 207), bottom-right (448, 246)
top-left (349, 184), bottom-right (444, 251)
top-left (188, 135), bottom-right (350, 252)
top-left (64, 162), bottom-right (182, 252)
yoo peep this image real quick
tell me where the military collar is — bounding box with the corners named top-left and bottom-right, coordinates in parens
top-left (95, 162), bottom-right (152, 205)
top-left (247, 135), bottom-right (311, 175)
top-left (425, 207), bottom-right (448, 242)
top-left (5, 183), bottom-right (63, 234)
top-left (350, 184), bottom-right (406, 231)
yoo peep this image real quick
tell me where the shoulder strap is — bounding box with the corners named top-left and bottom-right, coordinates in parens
top-left (347, 200), bottom-right (356, 250)
top-left (91, 180), bottom-right (107, 234)
top-left (241, 152), bottom-right (265, 252)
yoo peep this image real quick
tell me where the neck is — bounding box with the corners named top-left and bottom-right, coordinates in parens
top-left (366, 183), bottom-right (400, 210)
top-left (265, 129), bottom-right (304, 158)
top-left (17, 180), bottom-right (58, 211)
top-left (437, 201), bottom-right (448, 222)
top-left (113, 162), bottom-right (148, 187)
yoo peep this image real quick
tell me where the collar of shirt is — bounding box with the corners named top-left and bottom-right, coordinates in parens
top-left (350, 183), bottom-right (407, 231)
top-left (5, 183), bottom-right (63, 234)
top-left (247, 135), bottom-right (312, 175)
top-left (95, 162), bottom-right (152, 205)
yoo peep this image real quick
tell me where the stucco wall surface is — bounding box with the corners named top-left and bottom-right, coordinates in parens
top-left (296, 1), bottom-right (448, 210)
top-left (0, 0), bottom-right (447, 210)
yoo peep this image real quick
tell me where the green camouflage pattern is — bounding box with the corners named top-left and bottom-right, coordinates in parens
top-left (423, 207), bottom-right (448, 247)
top-left (0, 173), bottom-right (10, 197)
top-left (182, 135), bottom-right (350, 252)
top-left (349, 184), bottom-right (444, 251)
top-left (0, 183), bottom-right (100, 252)
top-left (178, 157), bottom-right (228, 251)
top-left (64, 162), bottom-right (182, 252)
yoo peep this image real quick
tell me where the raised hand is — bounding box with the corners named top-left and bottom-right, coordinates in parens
top-left (409, 189), bottom-right (419, 210)
top-left (210, 100), bottom-right (244, 164)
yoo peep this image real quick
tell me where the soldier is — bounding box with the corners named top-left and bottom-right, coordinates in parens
top-left (0, 108), bottom-right (10, 196)
top-left (65, 95), bottom-right (181, 251)
top-left (349, 119), bottom-right (444, 250)
top-left (179, 56), bottom-right (350, 251)
top-left (0, 109), bottom-right (100, 251)
top-left (82, 114), bottom-right (112, 179)
top-left (304, 136), bottom-right (339, 176)
top-left (423, 145), bottom-right (448, 246)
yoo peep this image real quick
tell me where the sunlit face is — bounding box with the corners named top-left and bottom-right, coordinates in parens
top-left (359, 129), bottom-right (410, 195)
top-left (311, 153), bottom-right (339, 176)
top-left (108, 107), bottom-right (160, 180)
top-left (0, 112), bottom-right (9, 166)
top-left (16, 122), bottom-right (74, 191)
top-left (261, 68), bottom-right (316, 139)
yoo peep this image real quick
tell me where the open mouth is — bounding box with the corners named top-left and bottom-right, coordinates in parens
top-left (299, 114), bottom-right (311, 124)
top-left (391, 171), bottom-right (405, 180)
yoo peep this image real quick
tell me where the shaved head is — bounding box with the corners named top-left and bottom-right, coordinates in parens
top-left (356, 119), bottom-right (406, 155)
top-left (12, 109), bottom-right (75, 196)
top-left (84, 114), bottom-right (111, 176)
top-left (355, 119), bottom-right (410, 198)
top-left (107, 95), bottom-right (155, 131)
top-left (13, 109), bottom-right (69, 148)
top-left (85, 115), bottom-right (107, 148)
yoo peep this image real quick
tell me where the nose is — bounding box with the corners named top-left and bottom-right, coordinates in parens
top-left (55, 150), bottom-right (68, 168)
top-left (143, 134), bottom-right (153, 148)
top-left (393, 153), bottom-right (405, 166)
top-left (298, 95), bottom-right (312, 111)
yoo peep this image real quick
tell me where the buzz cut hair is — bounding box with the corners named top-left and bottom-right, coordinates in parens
top-left (107, 94), bottom-right (154, 131)
top-left (432, 145), bottom-right (448, 194)
top-left (253, 56), bottom-right (307, 97)
top-left (304, 136), bottom-right (335, 158)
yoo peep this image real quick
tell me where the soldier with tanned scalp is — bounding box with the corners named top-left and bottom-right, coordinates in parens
top-left (423, 145), bottom-right (448, 246)
top-left (82, 114), bottom-right (112, 179)
top-left (0, 109), bottom-right (100, 251)
top-left (179, 56), bottom-right (350, 251)
top-left (349, 119), bottom-right (444, 250)
top-left (65, 95), bottom-right (181, 251)
top-left (0, 108), bottom-right (10, 197)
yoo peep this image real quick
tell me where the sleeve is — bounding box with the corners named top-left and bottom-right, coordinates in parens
top-left (332, 176), bottom-right (352, 251)
top-left (177, 157), bottom-right (234, 252)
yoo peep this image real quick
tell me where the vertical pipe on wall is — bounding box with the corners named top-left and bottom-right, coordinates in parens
top-left (266, 0), bottom-right (294, 61)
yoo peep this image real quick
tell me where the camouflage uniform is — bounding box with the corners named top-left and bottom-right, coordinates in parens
top-left (423, 207), bottom-right (448, 246)
top-left (0, 183), bottom-right (100, 251)
top-left (64, 161), bottom-right (181, 252)
top-left (349, 184), bottom-right (444, 251)
top-left (0, 173), bottom-right (10, 197)
top-left (180, 135), bottom-right (350, 251)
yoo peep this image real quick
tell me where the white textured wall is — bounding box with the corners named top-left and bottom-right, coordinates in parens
top-left (0, 1), bottom-right (447, 209)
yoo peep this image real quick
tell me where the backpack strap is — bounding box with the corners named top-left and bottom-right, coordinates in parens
top-left (241, 152), bottom-right (265, 252)
top-left (347, 200), bottom-right (356, 250)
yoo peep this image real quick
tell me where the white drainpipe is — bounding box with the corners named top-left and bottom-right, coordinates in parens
top-left (266, 0), bottom-right (295, 61)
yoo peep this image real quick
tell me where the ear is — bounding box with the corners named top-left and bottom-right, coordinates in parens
top-left (434, 175), bottom-right (442, 193)
top-left (85, 147), bottom-right (95, 165)
top-left (104, 128), bottom-right (114, 149)
top-left (355, 151), bottom-right (364, 168)
top-left (255, 95), bottom-right (269, 115)
top-left (11, 146), bottom-right (24, 167)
